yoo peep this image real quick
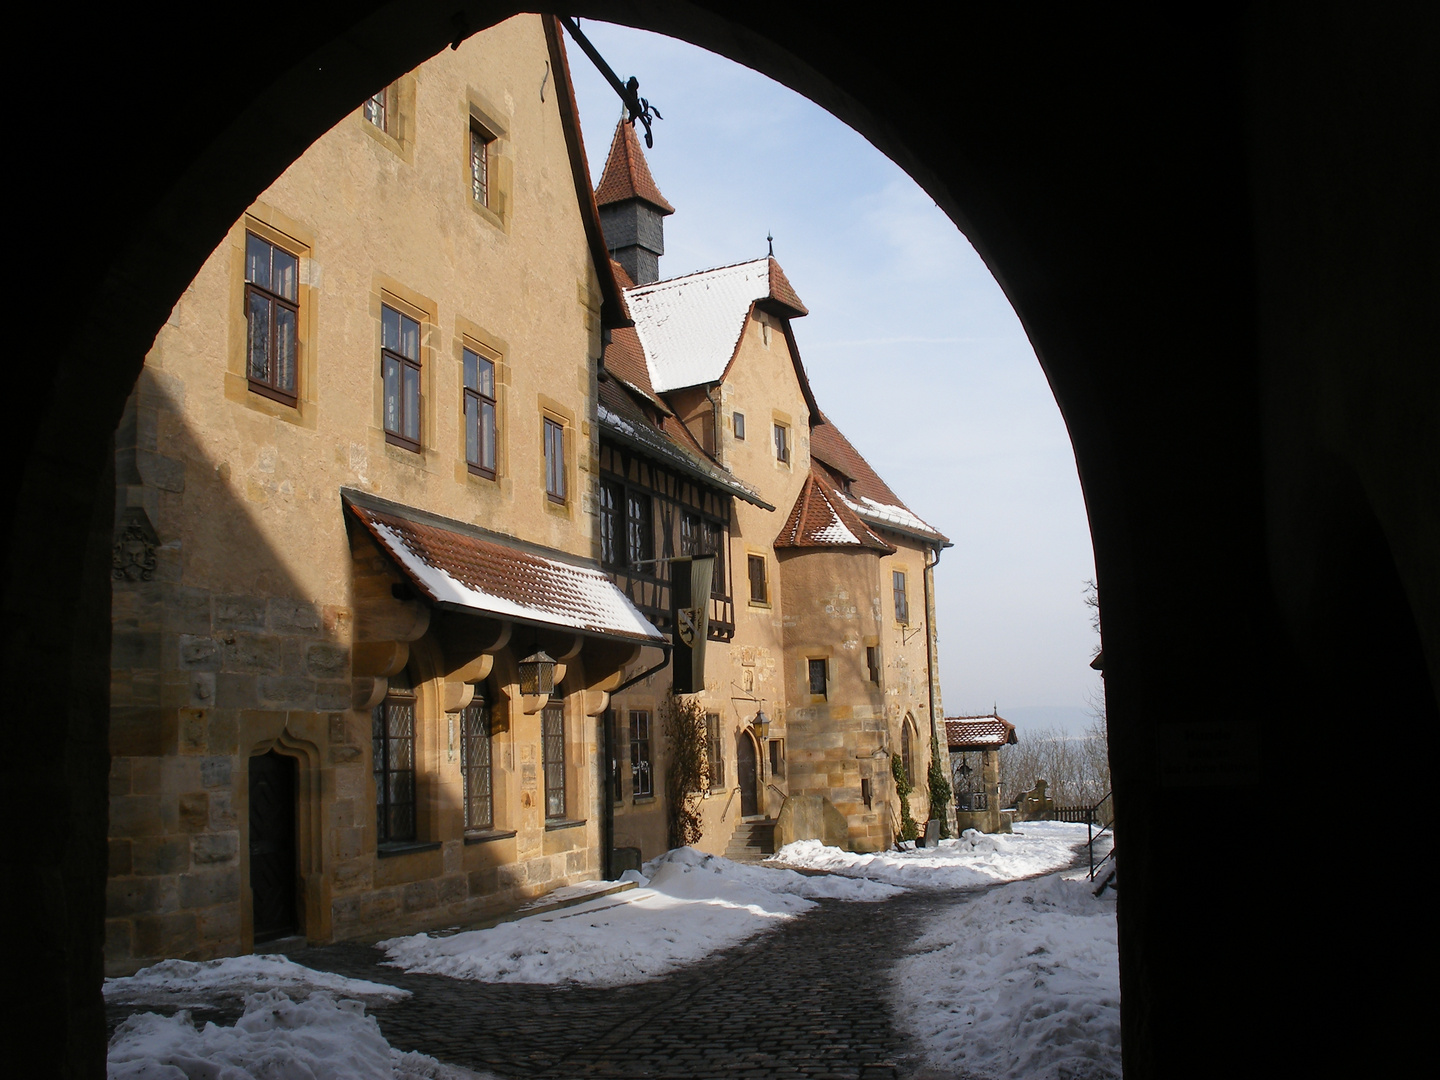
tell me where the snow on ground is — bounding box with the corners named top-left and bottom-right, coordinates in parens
top-left (770, 821), bottom-right (1100, 889)
top-left (104, 953), bottom-right (409, 1009)
top-left (379, 846), bottom-right (902, 986)
top-left (108, 990), bottom-right (496, 1080)
top-left (893, 871), bottom-right (1121, 1080)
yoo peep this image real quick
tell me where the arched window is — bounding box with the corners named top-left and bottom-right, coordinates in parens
top-left (543, 689), bottom-right (567, 819)
top-left (460, 688), bottom-right (493, 832)
top-left (373, 669), bottom-right (416, 843)
top-left (901, 717), bottom-right (915, 785)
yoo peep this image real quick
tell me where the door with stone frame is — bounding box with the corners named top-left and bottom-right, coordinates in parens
top-left (737, 730), bottom-right (759, 817)
top-left (249, 750), bottom-right (299, 941)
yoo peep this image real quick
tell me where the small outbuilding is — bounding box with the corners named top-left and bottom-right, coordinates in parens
top-left (945, 714), bottom-right (1018, 834)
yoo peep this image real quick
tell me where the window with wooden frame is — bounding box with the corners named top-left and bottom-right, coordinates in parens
top-left (382, 304), bottom-right (422, 450)
top-left (244, 233), bottom-right (299, 406)
top-left (893, 569), bottom-right (910, 624)
top-left (867, 645), bottom-right (882, 685)
top-left (544, 417), bottom-right (566, 503)
top-left (599, 480), bottom-right (622, 567)
top-left (373, 673), bottom-right (416, 844)
top-left (462, 345), bottom-right (497, 478)
top-left (626, 489), bottom-right (653, 567)
top-left (748, 554), bottom-right (768, 605)
top-left (542, 699), bottom-right (566, 819)
top-left (769, 738), bottom-right (785, 780)
top-left (470, 121), bottom-right (494, 207)
top-left (363, 83), bottom-right (394, 134)
top-left (734, 411), bottom-right (746, 440)
top-left (629, 710), bottom-right (653, 798)
top-left (901, 720), bottom-right (915, 787)
top-left (773, 422), bottom-right (789, 464)
top-left (703, 519), bottom-right (726, 598)
top-left (808, 658), bottom-right (828, 698)
top-left (460, 692), bottom-right (493, 832)
top-left (705, 712), bottom-right (724, 790)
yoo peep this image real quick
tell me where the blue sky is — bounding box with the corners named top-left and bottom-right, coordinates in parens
top-left (566, 22), bottom-right (1101, 734)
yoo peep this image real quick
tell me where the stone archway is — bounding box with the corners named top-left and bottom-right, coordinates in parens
top-left (6, 5), bottom-right (1436, 1076)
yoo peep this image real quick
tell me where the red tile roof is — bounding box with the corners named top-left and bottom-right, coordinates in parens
top-left (595, 118), bottom-right (675, 214)
top-left (945, 715), bottom-right (1019, 750)
top-left (346, 493), bottom-right (664, 643)
top-left (809, 417), bottom-right (948, 544)
top-left (766, 257), bottom-right (808, 317)
top-left (774, 465), bottom-right (895, 552)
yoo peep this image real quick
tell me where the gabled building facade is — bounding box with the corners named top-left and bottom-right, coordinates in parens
top-left (591, 122), bottom-right (953, 860)
top-left (104, 17), bottom-right (662, 974)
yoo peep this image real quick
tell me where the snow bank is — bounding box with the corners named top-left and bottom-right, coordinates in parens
top-left (108, 990), bottom-right (493, 1079)
top-left (104, 954), bottom-right (408, 1008)
top-left (770, 821), bottom-right (1093, 888)
top-left (893, 872), bottom-right (1121, 1079)
top-left (379, 847), bottom-right (899, 986)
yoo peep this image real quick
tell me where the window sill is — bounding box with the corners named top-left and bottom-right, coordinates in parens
top-left (747, 600), bottom-right (772, 610)
top-left (463, 828), bottom-right (517, 846)
top-left (376, 840), bottom-right (440, 859)
top-left (544, 818), bottom-right (586, 832)
top-left (631, 796), bottom-right (656, 805)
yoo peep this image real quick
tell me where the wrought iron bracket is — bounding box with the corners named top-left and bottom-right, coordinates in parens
top-left (559, 16), bottom-right (663, 147)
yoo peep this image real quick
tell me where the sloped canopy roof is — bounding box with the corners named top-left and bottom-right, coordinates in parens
top-left (774, 466), bottom-right (894, 552)
top-left (595, 117), bottom-right (675, 214)
top-left (625, 257), bottom-right (809, 393)
top-left (345, 491), bottom-right (664, 644)
top-left (945, 714), bottom-right (1019, 751)
top-left (810, 417), bottom-right (949, 545)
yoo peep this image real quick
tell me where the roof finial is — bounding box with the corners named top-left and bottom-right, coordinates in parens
top-left (767, 231), bottom-right (774, 257)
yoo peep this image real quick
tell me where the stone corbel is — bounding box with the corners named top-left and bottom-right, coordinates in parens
top-left (351, 640), bottom-right (411, 712)
top-left (352, 677), bottom-right (389, 711)
top-left (442, 680), bottom-right (475, 713)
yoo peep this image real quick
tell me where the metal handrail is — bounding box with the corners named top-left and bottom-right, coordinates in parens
top-left (1086, 789), bottom-right (1115, 880)
top-left (719, 786), bottom-right (741, 822)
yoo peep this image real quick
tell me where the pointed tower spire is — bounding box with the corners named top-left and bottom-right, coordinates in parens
top-left (595, 119), bottom-right (674, 284)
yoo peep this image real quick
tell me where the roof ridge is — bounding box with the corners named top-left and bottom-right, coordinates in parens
top-left (625, 256), bottom-right (771, 294)
top-left (594, 118), bottom-right (674, 214)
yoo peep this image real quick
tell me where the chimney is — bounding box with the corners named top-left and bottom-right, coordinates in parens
top-left (594, 118), bottom-right (675, 284)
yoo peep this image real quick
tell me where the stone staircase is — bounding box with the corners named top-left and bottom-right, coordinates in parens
top-left (724, 818), bottom-right (777, 863)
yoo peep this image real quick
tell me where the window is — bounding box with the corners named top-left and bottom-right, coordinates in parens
top-left (680, 511), bottom-right (699, 557)
top-left (463, 346), bottom-right (497, 478)
top-left (808, 658), bottom-right (827, 698)
top-left (861, 777), bottom-right (873, 809)
top-left (373, 674), bottom-right (416, 843)
top-left (734, 412), bottom-right (746, 440)
top-left (748, 554), bottom-right (768, 604)
top-left (382, 304), bottom-right (422, 450)
top-left (769, 738), bottom-right (785, 780)
top-left (470, 123), bottom-right (493, 207)
top-left (773, 422), bottom-right (789, 463)
top-left (460, 692), bottom-right (492, 831)
top-left (893, 570), bottom-right (910, 624)
top-left (901, 721), bottom-right (915, 786)
top-left (630, 710), bottom-right (652, 798)
top-left (599, 481), bottom-right (621, 567)
top-left (606, 710), bottom-right (622, 804)
top-left (543, 700), bottom-right (566, 819)
top-left (626, 489), bottom-right (653, 566)
top-left (244, 233), bottom-right (298, 405)
top-left (867, 646), bottom-right (881, 685)
top-left (544, 418), bottom-right (566, 503)
top-left (704, 519), bottom-right (726, 598)
top-left (705, 713), bottom-right (724, 790)
top-left (363, 83), bottom-right (393, 133)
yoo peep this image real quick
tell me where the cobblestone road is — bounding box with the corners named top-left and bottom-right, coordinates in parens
top-left (109, 886), bottom-right (977, 1079)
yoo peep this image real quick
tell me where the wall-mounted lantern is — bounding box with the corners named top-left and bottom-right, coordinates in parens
top-left (518, 649), bottom-right (556, 697)
top-left (751, 704), bottom-right (770, 741)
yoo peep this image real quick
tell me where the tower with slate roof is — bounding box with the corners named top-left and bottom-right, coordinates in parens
top-left (595, 118), bottom-right (676, 284)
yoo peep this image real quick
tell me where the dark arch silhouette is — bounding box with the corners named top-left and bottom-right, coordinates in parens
top-left (6, 3), bottom-right (1435, 1076)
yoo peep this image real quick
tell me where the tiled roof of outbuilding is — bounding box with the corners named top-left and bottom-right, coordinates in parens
top-left (595, 118), bottom-right (675, 214)
top-left (624, 257), bottom-right (808, 393)
top-left (345, 493), bottom-right (665, 643)
top-left (810, 418), bottom-right (949, 544)
top-left (774, 466), bottom-right (895, 553)
top-left (945, 714), bottom-right (1019, 750)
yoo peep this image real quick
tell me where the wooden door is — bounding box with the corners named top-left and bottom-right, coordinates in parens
top-left (737, 732), bottom-right (758, 817)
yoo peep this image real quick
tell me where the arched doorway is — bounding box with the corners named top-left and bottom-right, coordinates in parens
top-left (10, 7), bottom-right (1436, 1078)
top-left (736, 729), bottom-right (760, 818)
top-left (248, 751), bottom-right (298, 942)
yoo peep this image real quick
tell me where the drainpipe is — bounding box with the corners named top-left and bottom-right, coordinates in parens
top-left (923, 542), bottom-right (956, 834)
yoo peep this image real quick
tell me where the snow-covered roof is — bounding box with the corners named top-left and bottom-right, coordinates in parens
top-left (810, 418), bottom-right (949, 545)
top-left (945, 715), bottom-right (1019, 750)
top-left (346, 494), bottom-right (664, 644)
top-left (625, 258), bottom-right (808, 393)
top-left (774, 467), bottom-right (894, 553)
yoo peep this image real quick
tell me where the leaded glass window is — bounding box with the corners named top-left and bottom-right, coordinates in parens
top-left (373, 673), bottom-right (416, 843)
top-left (599, 481), bottom-right (621, 567)
top-left (625, 490), bottom-right (652, 568)
top-left (244, 233), bottom-right (298, 405)
top-left (543, 701), bottom-right (566, 819)
top-left (461, 692), bottom-right (493, 832)
top-left (630, 710), bottom-right (652, 798)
